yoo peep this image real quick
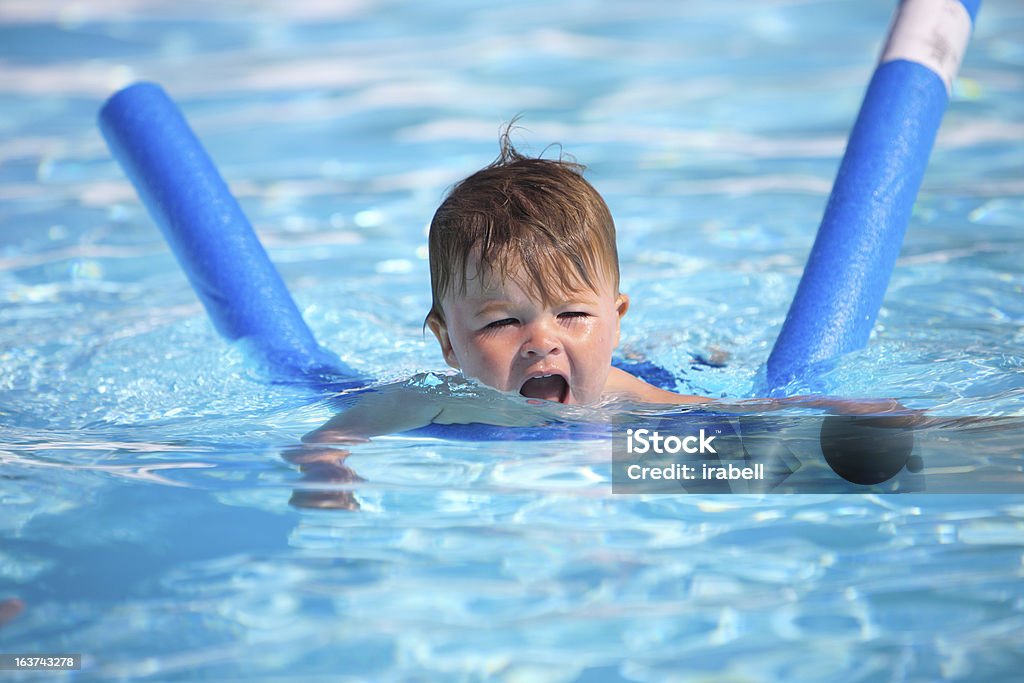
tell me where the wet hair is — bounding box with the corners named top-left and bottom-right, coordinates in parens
top-left (426, 126), bottom-right (619, 326)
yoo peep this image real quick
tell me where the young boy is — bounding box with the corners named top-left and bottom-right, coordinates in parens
top-left (303, 137), bottom-right (708, 446)
top-left (287, 134), bottom-right (914, 507)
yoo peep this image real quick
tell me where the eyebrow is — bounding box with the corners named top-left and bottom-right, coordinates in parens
top-left (473, 301), bottom-right (515, 318)
top-left (472, 294), bottom-right (602, 318)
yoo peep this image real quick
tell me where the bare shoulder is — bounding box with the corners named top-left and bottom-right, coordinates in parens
top-left (603, 366), bottom-right (710, 405)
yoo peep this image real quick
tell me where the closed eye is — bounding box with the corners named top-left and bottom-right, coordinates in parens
top-left (484, 318), bottom-right (518, 330)
top-left (559, 312), bottom-right (590, 321)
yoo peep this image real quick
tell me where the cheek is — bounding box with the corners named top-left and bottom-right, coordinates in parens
top-left (604, 314), bottom-right (621, 349)
top-left (454, 333), bottom-right (511, 374)
top-left (587, 320), bottom-right (619, 376)
top-left (585, 317), bottom-right (618, 353)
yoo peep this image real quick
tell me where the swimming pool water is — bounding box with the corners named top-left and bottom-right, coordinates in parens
top-left (2, 0), bottom-right (1023, 680)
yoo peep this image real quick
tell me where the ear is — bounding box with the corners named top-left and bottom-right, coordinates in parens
top-left (426, 312), bottom-right (461, 369)
top-left (613, 293), bottom-right (630, 347)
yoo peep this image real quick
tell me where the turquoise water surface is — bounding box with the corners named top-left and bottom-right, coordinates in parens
top-left (2, 0), bottom-right (1023, 680)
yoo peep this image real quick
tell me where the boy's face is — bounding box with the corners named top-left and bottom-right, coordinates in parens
top-left (428, 256), bottom-right (628, 405)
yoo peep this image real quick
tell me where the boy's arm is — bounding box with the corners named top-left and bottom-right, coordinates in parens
top-left (735, 395), bottom-right (903, 413)
top-left (289, 385), bottom-right (444, 509)
top-left (717, 395), bottom-right (926, 428)
top-left (303, 384), bottom-right (443, 443)
top-left (303, 380), bottom-right (554, 444)
top-left (606, 368), bottom-right (920, 421)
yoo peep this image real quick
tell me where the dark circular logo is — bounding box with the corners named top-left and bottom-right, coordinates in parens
top-left (820, 416), bottom-right (916, 485)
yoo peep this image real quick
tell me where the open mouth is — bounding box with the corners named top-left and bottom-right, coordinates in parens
top-left (519, 374), bottom-right (569, 403)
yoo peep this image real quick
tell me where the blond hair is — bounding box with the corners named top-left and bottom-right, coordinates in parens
top-left (426, 132), bottom-right (619, 325)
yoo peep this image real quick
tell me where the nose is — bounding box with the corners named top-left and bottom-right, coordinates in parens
top-left (519, 319), bottom-right (562, 359)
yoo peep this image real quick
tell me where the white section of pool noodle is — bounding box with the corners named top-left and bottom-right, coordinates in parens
top-left (880, 0), bottom-right (973, 94)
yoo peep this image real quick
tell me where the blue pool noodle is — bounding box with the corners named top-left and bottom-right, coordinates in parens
top-left (764, 0), bottom-right (980, 395)
top-left (99, 82), bottom-right (360, 385)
